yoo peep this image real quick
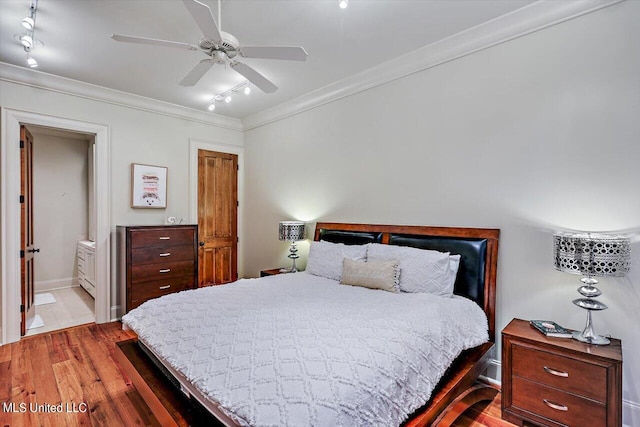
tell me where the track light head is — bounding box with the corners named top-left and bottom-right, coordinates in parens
top-left (244, 86), bottom-right (251, 95)
top-left (207, 103), bottom-right (216, 111)
top-left (339, 0), bottom-right (348, 9)
top-left (20, 34), bottom-right (33, 49)
top-left (22, 16), bottom-right (34, 30)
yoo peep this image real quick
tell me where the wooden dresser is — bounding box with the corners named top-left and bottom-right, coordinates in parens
top-left (502, 318), bottom-right (622, 427)
top-left (117, 225), bottom-right (198, 314)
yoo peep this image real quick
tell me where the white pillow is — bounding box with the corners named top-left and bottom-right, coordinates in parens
top-left (367, 243), bottom-right (453, 296)
top-left (306, 241), bottom-right (367, 281)
top-left (447, 254), bottom-right (461, 292)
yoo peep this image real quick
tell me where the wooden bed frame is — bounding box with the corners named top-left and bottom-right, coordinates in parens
top-left (115, 222), bottom-right (500, 427)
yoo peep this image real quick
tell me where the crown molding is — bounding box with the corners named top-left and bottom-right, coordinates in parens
top-left (241, 0), bottom-right (624, 131)
top-left (0, 62), bottom-right (243, 131)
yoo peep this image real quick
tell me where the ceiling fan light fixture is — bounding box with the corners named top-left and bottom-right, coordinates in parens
top-left (21, 16), bottom-right (34, 31)
top-left (339, 0), bottom-right (348, 9)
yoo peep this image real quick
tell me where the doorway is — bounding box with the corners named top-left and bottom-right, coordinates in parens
top-left (1, 109), bottom-right (111, 345)
top-left (23, 125), bottom-right (96, 337)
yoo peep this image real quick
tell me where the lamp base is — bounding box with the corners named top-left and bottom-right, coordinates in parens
top-left (572, 330), bottom-right (610, 345)
top-left (572, 304), bottom-right (610, 346)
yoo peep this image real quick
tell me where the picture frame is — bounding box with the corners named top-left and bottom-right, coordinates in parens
top-left (131, 163), bottom-right (168, 209)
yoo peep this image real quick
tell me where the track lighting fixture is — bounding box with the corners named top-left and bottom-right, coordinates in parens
top-left (339, 0), bottom-right (348, 9)
top-left (15, 0), bottom-right (42, 69)
top-left (206, 81), bottom-right (252, 111)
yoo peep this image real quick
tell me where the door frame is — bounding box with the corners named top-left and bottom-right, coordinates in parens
top-left (189, 139), bottom-right (244, 278)
top-left (1, 108), bottom-right (111, 344)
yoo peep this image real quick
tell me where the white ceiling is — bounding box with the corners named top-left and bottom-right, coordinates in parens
top-left (0, 0), bottom-right (534, 119)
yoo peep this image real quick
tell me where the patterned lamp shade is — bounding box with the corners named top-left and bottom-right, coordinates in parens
top-left (553, 231), bottom-right (631, 345)
top-left (553, 233), bottom-right (631, 277)
top-left (279, 221), bottom-right (306, 242)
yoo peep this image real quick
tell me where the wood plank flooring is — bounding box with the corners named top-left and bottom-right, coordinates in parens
top-left (0, 322), bottom-right (516, 427)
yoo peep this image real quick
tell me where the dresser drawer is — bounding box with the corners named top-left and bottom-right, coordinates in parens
top-left (131, 244), bottom-right (194, 265)
top-left (130, 228), bottom-right (195, 248)
top-left (130, 276), bottom-right (193, 309)
top-left (512, 376), bottom-right (606, 427)
top-left (512, 343), bottom-right (606, 402)
top-left (131, 260), bottom-right (195, 283)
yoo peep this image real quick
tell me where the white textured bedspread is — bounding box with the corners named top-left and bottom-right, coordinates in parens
top-left (122, 272), bottom-right (488, 427)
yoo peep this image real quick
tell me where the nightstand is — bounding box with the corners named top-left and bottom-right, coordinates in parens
top-left (260, 268), bottom-right (286, 277)
top-left (502, 318), bottom-right (622, 427)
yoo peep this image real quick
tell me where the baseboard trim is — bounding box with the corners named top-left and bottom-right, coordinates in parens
top-left (623, 399), bottom-right (640, 427)
top-left (110, 305), bottom-right (120, 323)
top-left (35, 277), bottom-right (78, 292)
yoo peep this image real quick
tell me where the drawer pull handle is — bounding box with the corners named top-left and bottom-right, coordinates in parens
top-left (159, 236), bottom-right (171, 240)
top-left (543, 399), bottom-right (568, 412)
top-left (159, 269), bottom-right (171, 273)
top-left (159, 285), bottom-right (171, 290)
top-left (159, 252), bottom-right (171, 257)
top-left (543, 366), bottom-right (569, 377)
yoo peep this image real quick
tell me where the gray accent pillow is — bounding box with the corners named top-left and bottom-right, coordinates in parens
top-left (341, 258), bottom-right (400, 292)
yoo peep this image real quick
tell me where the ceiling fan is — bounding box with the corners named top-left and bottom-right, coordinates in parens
top-left (110, 0), bottom-right (307, 93)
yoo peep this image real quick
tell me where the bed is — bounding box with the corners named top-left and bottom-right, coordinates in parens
top-left (115, 222), bottom-right (500, 426)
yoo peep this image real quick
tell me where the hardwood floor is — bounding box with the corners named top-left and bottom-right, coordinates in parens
top-left (0, 322), bottom-right (516, 427)
top-left (452, 393), bottom-right (515, 427)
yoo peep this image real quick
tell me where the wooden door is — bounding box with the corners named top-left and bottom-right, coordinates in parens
top-left (197, 150), bottom-right (238, 286)
top-left (20, 126), bottom-right (36, 336)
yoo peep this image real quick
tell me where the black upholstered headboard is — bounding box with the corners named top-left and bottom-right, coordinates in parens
top-left (314, 223), bottom-right (500, 340)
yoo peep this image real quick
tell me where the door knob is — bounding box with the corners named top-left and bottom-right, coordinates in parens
top-left (199, 241), bottom-right (205, 246)
top-left (27, 248), bottom-right (40, 253)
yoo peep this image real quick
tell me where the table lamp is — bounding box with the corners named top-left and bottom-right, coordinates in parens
top-left (279, 221), bottom-right (306, 273)
top-left (554, 232), bottom-right (630, 345)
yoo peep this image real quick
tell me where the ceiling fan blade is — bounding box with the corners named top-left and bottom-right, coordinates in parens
top-left (111, 34), bottom-right (199, 51)
top-left (182, 0), bottom-right (222, 42)
top-left (230, 62), bottom-right (278, 93)
top-left (179, 60), bottom-right (214, 86)
top-left (240, 46), bottom-right (308, 61)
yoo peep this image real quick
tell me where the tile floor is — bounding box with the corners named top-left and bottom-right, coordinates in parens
top-left (25, 286), bottom-right (95, 337)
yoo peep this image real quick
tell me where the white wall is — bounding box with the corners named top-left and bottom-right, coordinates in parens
top-left (0, 78), bottom-right (244, 324)
top-left (243, 1), bottom-right (640, 421)
top-left (30, 130), bottom-right (89, 291)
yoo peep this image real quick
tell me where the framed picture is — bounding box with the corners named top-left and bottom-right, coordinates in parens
top-left (131, 163), bottom-right (168, 209)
